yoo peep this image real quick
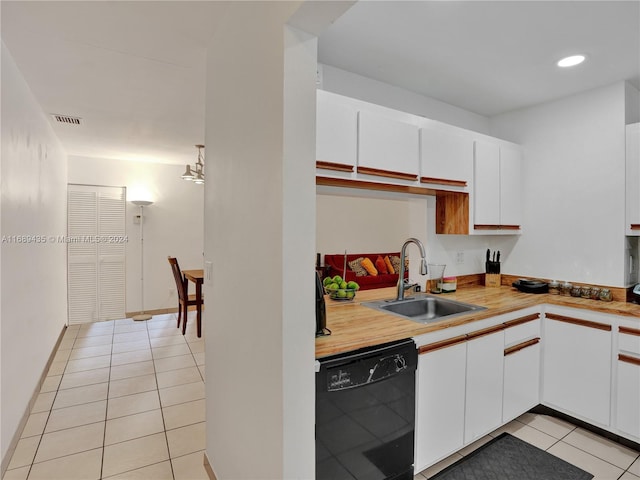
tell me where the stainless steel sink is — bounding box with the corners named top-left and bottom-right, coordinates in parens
top-left (363, 294), bottom-right (486, 324)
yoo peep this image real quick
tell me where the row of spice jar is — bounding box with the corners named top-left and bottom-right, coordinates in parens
top-left (548, 280), bottom-right (613, 302)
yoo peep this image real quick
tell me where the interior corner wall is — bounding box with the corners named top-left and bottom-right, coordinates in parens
top-left (67, 156), bottom-right (204, 314)
top-left (319, 63), bottom-right (491, 134)
top-left (625, 82), bottom-right (640, 124)
top-left (1, 41), bottom-right (68, 467)
top-left (203, 2), bottom-right (317, 478)
top-left (489, 82), bottom-right (627, 286)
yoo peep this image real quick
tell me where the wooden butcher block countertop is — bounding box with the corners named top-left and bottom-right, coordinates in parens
top-left (315, 285), bottom-right (640, 359)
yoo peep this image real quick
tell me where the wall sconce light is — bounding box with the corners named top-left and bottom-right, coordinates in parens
top-left (181, 144), bottom-right (205, 184)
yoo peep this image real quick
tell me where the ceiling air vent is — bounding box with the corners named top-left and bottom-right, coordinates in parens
top-left (51, 114), bottom-right (82, 125)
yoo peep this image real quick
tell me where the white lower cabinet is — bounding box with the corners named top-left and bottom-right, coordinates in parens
top-left (414, 306), bottom-right (639, 473)
top-left (617, 358), bottom-right (640, 440)
top-left (415, 339), bottom-right (466, 472)
top-left (503, 317), bottom-right (541, 423)
top-left (616, 326), bottom-right (640, 440)
top-left (464, 329), bottom-right (504, 443)
top-left (503, 341), bottom-right (540, 422)
top-left (543, 311), bottom-right (612, 427)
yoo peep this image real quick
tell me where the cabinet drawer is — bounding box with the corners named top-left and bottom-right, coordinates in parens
top-left (504, 315), bottom-right (540, 346)
top-left (619, 327), bottom-right (640, 355)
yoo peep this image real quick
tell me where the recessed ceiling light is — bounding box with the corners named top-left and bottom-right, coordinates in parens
top-left (557, 55), bottom-right (586, 68)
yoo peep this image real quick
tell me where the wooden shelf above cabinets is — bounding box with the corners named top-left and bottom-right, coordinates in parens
top-left (315, 178), bottom-right (472, 236)
top-left (631, 224), bottom-right (640, 231)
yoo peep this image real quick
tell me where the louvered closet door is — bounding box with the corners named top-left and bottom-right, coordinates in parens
top-left (68, 185), bottom-right (126, 324)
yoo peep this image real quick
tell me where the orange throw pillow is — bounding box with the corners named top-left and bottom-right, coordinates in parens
top-left (360, 257), bottom-right (378, 276)
top-left (375, 255), bottom-right (388, 274)
top-left (384, 255), bottom-right (395, 274)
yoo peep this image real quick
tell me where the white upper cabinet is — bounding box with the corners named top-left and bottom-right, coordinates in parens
top-left (316, 90), bottom-right (357, 169)
top-left (357, 110), bottom-right (420, 179)
top-left (473, 140), bottom-right (523, 233)
top-left (420, 127), bottom-right (473, 189)
top-left (500, 146), bottom-right (523, 226)
top-left (626, 123), bottom-right (640, 235)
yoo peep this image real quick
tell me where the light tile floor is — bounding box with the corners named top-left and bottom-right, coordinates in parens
top-left (5, 312), bottom-right (640, 480)
top-left (415, 411), bottom-right (640, 480)
top-left (3, 312), bottom-right (208, 480)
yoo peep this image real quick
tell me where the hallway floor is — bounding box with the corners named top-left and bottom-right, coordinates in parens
top-left (3, 312), bottom-right (207, 480)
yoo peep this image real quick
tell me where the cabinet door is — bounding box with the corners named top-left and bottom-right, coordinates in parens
top-left (617, 357), bottom-right (640, 440)
top-left (358, 110), bottom-right (419, 177)
top-left (503, 341), bottom-right (540, 422)
top-left (543, 315), bottom-right (612, 427)
top-left (415, 341), bottom-right (466, 472)
top-left (316, 91), bottom-right (357, 167)
top-left (473, 141), bottom-right (501, 226)
top-left (626, 123), bottom-right (640, 235)
top-left (420, 128), bottom-right (473, 188)
top-left (500, 146), bottom-right (523, 227)
top-left (465, 329), bottom-right (504, 443)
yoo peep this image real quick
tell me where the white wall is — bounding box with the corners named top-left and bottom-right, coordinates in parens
top-left (67, 155), bottom-right (204, 314)
top-left (490, 82), bottom-right (628, 286)
top-left (320, 63), bottom-right (491, 134)
top-left (316, 191), bottom-right (410, 254)
top-left (626, 81), bottom-right (640, 125)
top-left (1, 42), bottom-right (68, 467)
top-left (316, 190), bottom-right (507, 288)
top-left (204, 2), bottom-right (324, 478)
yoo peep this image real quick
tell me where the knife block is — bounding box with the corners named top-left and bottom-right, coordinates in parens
top-left (485, 274), bottom-right (502, 288)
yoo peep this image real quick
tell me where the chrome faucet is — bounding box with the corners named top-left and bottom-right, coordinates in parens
top-left (396, 237), bottom-right (428, 301)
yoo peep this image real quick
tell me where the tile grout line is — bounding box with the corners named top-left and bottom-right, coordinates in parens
top-left (148, 314), bottom-right (178, 480)
top-left (98, 322), bottom-right (117, 480)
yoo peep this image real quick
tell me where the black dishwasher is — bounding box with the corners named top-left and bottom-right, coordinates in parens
top-left (316, 338), bottom-right (418, 480)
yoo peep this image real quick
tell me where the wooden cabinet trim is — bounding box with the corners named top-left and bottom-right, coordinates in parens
top-left (619, 326), bottom-right (640, 337)
top-left (356, 166), bottom-right (418, 181)
top-left (435, 191), bottom-right (469, 235)
top-left (474, 224), bottom-right (521, 231)
top-left (545, 313), bottom-right (612, 332)
top-left (419, 335), bottom-right (467, 354)
top-left (466, 324), bottom-right (505, 340)
top-left (316, 161), bottom-right (354, 172)
top-left (618, 354), bottom-right (640, 366)
top-left (504, 337), bottom-right (540, 356)
top-left (316, 176), bottom-right (436, 196)
top-left (631, 224), bottom-right (640, 231)
top-left (503, 314), bottom-right (540, 329)
top-left (420, 176), bottom-right (467, 187)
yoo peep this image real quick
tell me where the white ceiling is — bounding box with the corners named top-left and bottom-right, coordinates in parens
top-left (2, 1), bottom-right (639, 165)
top-left (1, 1), bottom-right (229, 165)
top-left (318, 1), bottom-right (640, 117)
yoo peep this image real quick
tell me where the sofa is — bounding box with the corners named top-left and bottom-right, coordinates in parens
top-left (323, 252), bottom-right (408, 290)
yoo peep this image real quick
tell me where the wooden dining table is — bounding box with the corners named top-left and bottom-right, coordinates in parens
top-left (182, 269), bottom-right (204, 338)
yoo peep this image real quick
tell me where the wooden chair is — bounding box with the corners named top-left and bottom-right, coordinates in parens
top-left (167, 256), bottom-right (203, 335)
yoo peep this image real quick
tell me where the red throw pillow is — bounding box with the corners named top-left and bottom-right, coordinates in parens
top-left (375, 255), bottom-right (388, 274)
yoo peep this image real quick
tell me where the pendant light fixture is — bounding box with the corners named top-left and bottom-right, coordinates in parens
top-left (181, 144), bottom-right (205, 184)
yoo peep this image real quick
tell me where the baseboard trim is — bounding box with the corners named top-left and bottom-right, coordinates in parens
top-left (125, 305), bottom-right (202, 318)
top-left (203, 452), bottom-right (217, 480)
top-left (1, 323), bottom-right (67, 477)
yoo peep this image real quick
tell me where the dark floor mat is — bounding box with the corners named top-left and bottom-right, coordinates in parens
top-left (429, 433), bottom-right (593, 480)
